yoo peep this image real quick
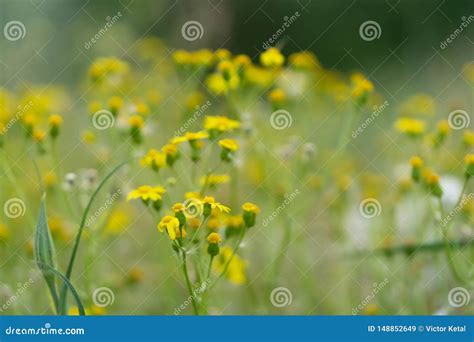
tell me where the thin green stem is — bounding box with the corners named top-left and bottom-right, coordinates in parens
top-left (181, 249), bottom-right (199, 315)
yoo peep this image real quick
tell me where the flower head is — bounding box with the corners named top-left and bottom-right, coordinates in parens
top-left (127, 185), bottom-right (165, 202)
top-left (158, 216), bottom-right (179, 240)
top-left (260, 48), bottom-right (284, 68)
top-left (395, 118), bottom-right (425, 137)
top-left (465, 154), bottom-right (474, 178)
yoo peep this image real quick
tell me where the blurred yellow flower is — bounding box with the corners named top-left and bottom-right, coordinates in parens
top-left (127, 185), bottom-right (165, 202)
top-left (260, 47), bottom-right (284, 68)
top-left (395, 118), bottom-right (425, 136)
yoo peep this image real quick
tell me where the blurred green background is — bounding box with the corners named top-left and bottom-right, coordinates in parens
top-left (1, 0), bottom-right (473, 102)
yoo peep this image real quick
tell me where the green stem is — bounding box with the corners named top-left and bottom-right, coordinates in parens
top-left (181, 249), bottom-right (199, 315)
top-left (210, 226), bottom-right (246, 290)
top-left (438, 198), bottom-right (465, 284)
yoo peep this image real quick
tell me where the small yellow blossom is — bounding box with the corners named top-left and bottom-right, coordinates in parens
top-left (203, 196), bottom-right (231, 214)
top-left (268, 88), bottom-right (287, 104)
top-left (395, 118), bottom-right (425, 137)
top-left (260, 47), bottom-right (284, 68)
top-left (204, 116), bottom-right (240, 133)
top-left (127, 185), bottom-right (165, 202)
top-left (207, 232), bottom-right (222, 244)
top-left (48, 114), bottom-right (63, 127)
top-left (218, 138), bottom-right (239, 151)
top-left (158, 216), bottom-right (179, 240)
top-left (128, 115), bottom-right (144, 128)
top-left (0, 223), bottom-right (10, 242)
top-left (242, 202), bottom-right (260, 214)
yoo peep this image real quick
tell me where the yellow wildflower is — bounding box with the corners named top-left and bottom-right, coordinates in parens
top-left (395, 118), bottom-right (425, 137)
top-left (260, 47), bottom-right (284, 68)
top-left (218, 138), bottom-right (239, 151)
top-left (158, 216), bottom-right (179, 240)
top-left (127, 185), bottom-right (165, 202)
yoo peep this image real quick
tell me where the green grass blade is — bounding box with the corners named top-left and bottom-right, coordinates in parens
top-left (58, 160), bottom-right (128, 314)
top-left (34, 193), bottom-right (59, 313)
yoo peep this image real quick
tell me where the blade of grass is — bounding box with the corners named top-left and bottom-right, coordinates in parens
top-left (34, 194), bottom-right (59, 314)
top-left (58, 160), bottom-right (128, 314)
